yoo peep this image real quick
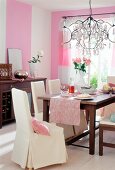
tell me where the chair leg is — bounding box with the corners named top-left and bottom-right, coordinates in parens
top-left (99, 125), bottom-right (103, 156)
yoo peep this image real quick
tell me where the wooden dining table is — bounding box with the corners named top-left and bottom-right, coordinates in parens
top-left (38, 93), bottom-right (115, 155)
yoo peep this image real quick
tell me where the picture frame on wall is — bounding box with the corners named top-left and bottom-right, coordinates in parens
top-left (8, 48), bottom-right (22, 74)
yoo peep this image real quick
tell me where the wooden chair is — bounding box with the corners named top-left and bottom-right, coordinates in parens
top-left (99, 117), bottom-right (115, 156)
top-left (99, 76), bottom-right (115, 155)
top-left (101, 76), bottom-right (115, 117)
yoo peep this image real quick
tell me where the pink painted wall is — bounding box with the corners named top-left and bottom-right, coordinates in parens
top-left (51, 6), bottom-right (115, 78)
top-left (6, 0), bottom-right (32, 71)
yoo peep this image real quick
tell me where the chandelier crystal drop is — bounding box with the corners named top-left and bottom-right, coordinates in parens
top-left (63, 0), bottom-right (115, 55)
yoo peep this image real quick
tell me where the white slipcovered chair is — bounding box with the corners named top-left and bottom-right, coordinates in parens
top-left (48, 79), bottom-right (88, 140)
top-left (48, 79), bottom-right (61, 94)
top-left (11, 88), bottom-right (67, 169)
top-left (31, 81), bottom-right (46, 120)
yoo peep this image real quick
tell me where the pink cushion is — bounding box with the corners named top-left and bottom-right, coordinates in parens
top-left (31, 118), bottom-right (50, 136)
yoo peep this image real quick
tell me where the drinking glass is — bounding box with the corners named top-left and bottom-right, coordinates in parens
top-left (69, 85), bottom-right (75, 93)
top-left (60, 84), bottom-right (69, 94)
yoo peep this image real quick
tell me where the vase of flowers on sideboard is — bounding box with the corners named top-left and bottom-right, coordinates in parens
top-left (28, 50), bottom-right (44, 78)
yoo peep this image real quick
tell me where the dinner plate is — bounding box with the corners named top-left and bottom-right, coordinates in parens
top-left (60, 93), bottom-right (70, 97)
top-left (74, 96), bottom-right (94, 100)
top-left (74, 94), bottom-right (94, 100)
top-left (60, 93), bottom-right (75, 97)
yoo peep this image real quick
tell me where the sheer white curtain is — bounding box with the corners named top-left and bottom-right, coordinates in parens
top-left (90, 16), bottom-right (115, 88)
top-left (58, 17), bottom-right (84, 85)
top-left (58, 16), bottom-right (115, 88)
top-left (58, 19), bottom-right (74, 84)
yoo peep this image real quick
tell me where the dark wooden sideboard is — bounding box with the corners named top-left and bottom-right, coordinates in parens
top-left (0, 77), bottom-right (47, 128)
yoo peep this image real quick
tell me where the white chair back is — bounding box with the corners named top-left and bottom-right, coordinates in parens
top-left (31, 81), bottom-right (45, 120)
top-left (48, 79), bottom-right (61, 95)
top-left (12, 88), bottom-right (33, 134)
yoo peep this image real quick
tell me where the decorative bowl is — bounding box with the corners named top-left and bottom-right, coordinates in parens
top-left (76, 85), bottom-right (96, 94)
top-left (14, 70), bottom-right (28, 79)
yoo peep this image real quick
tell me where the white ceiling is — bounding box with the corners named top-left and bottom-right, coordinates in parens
top-left (18, 0), bottom-right (115, 11)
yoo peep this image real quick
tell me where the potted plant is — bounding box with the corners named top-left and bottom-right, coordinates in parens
top-left (28, 50), bottom-right (44, 77)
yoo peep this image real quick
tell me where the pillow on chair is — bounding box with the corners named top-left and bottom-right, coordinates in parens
top-left (31, 118), bottom-right (50, 136)
top-left (110, 113), bottom-right (115, 123)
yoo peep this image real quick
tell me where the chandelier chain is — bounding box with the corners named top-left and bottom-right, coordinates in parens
top-left (89, 0), bottom-right (92, 16)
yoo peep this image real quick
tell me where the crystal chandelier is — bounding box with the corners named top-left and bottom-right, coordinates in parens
top-left (63, 0), bottom-right (115, 55)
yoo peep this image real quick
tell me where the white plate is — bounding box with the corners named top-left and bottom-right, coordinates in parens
top-left (60, 93), bottom-right (70, 97)
top-left (60, 93), bottom-right (74, 97)
top-left (74, 94), bottom-right (94, 100)
top-left (74, 96), bottom-right (94, 100)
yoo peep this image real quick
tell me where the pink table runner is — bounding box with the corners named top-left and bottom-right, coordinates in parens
top-left (50, 97), bottom-right (81, 126)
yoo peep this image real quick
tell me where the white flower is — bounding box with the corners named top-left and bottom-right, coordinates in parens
top-left (38, 50), bottom-right (44, 56)
top-left (28, 50), bottom-right (44, 63)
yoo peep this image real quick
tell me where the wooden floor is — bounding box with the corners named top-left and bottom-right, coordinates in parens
top-left (0, 122), bottom-right (115, 170)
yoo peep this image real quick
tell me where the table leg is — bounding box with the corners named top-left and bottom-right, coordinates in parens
top-left (43, 100), bottom-right (49, 122)
top-left (88, 106), bottom-right (96, 155)
top-left (85, 110), bottom-right (89, 124)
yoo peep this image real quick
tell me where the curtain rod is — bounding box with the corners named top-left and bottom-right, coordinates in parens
top-left (62, 12), bottom-right (115, 19)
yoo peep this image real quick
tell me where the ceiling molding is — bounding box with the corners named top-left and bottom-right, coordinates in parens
top-left (17, 0), bottom-right (115, 12)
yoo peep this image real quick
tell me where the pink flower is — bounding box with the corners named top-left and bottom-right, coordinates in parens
top-left (84, 59), bottom-right (91, 65)
top-left (72, 57), bottom-right (91, 72)
top-left (74, 57), bottom-right (81, 63)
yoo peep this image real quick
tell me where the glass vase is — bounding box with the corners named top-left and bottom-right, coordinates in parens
top-left (75, 70), bottom-right (86, 92)
top-left (29, 63), bottom-right (39, 78)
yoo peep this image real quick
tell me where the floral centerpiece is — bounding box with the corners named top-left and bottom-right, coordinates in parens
top-left (72, 57), bottom-right (91, 73)
top-left (72, 57), bottom-right (91, 87)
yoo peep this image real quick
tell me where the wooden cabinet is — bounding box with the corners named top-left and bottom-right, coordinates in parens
top-left (0, 77), bottom-right (47, 128)
top-left (2, 91), bottom-right (13, 122)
